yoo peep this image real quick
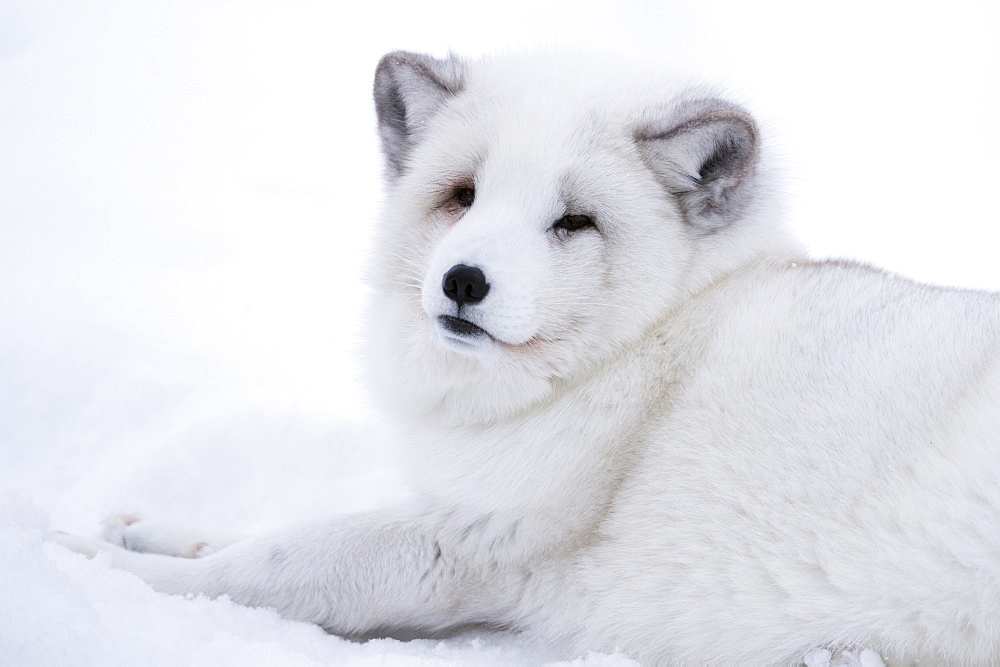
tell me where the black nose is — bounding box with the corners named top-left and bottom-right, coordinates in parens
top-left (442, 264), bottom-right (490, 306)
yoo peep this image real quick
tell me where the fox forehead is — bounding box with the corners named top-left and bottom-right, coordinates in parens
top-left (414, 112), bottom-right (634, 223)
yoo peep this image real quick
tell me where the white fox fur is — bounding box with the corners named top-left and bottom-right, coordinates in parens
top-left (55, 51), bottom-right (1000, 664)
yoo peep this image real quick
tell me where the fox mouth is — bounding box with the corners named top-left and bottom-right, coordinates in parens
top-left (438, 315), bottom-right (492, 339)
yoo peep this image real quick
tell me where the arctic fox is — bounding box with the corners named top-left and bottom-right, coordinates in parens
top-left (56, 51), bottom-right (1000, 664)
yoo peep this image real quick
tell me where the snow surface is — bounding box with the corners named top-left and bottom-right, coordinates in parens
top-left (1, 0), bottom-right (998, 664)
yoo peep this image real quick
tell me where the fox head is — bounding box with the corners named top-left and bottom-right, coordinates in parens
top-left (364, 51), bottom-right (795, 425)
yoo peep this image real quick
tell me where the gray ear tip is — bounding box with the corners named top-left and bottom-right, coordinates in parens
top-left (373, 51), bottom-right (466, 95)
top-left (376, 51), bottom-right (420, 72)
top-left (374, 51), bottom-right (420, 89)
top-left (642, 97), bottom-right (758, 141)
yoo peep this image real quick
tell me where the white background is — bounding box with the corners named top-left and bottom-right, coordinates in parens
top-left (1, 0), bottom-right (998, 663)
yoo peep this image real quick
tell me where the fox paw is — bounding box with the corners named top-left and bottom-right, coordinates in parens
top-left (101, 514), bottom-right (238, 558)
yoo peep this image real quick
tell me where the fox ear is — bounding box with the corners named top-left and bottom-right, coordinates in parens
top-left (374, 51), bottom-right (465, 178)
top-left (638, 99), bottom-right (760, 232)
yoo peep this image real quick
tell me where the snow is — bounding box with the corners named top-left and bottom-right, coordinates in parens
top-left (1, 0), bottom-right (998, 664)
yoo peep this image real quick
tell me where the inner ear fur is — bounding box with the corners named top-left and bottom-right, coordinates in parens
top-left (374, 51), bottom-right (465, 178)
top-left (638, 98), bottom-right (760, 232)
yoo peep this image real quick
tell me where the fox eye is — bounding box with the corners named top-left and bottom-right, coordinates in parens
top-left (552, 214), bottom-right (595, 235)
top-left (452, 186), bottom-right (475, 208)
